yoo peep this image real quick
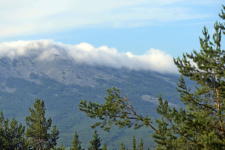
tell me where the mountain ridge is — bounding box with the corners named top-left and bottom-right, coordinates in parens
top-left (0, 41), bottom-right (185, 148)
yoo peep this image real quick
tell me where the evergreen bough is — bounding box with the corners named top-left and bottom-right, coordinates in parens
top-left (79, 4), bottom-right (225, 150)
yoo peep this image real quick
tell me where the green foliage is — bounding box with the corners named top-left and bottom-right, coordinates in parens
top-left (79, 87), bottom-right (157, 132)
top-left (138, 138), bottom-right (144, 150)
top-left (120, 137), bottom-right (147, 150)
top-left (59, 142), bottom-right (66, 150)
top-left (0, 99), bottom-right (60, 150)
top-left (48, 125), bottom-right (60, 148)
top-left (26, 98), bottom-right (59, 150)
top-left (50, 142), bottom-right (66, 150)
top-left (79, 4), bottom-right (225, 150)
top-left (88, 130), bottom-right (102, 150)
top-left (152, 5), bottom-right (225, 150)
top-left (71, 131), bottom-right (82, 150)
top-left (102, 143), bottom-right (107, 150)
top-left (0, 111), bottom-right (27, 149)
top-left (120, 143), bottom-right (126, 150)
top-left (132, 135), bottom-right (137, 150)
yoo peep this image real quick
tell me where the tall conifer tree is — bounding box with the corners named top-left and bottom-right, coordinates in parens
top-left (138, 138), bottom-right (144, 150)
top-left (71, 131), bottom-right (82, 150)
top-left (132, 135), bottom-right (137, 150)
top-left (0, 111), bottom-right (27, 149)
top-left (88, 130), bottom-right (102, 150)
top-left (102, 143), bottom-right (107, 150)
top-left (152, 5), bottom-right (225, 149)
top-left (26, 98), bottom-right (59, 150)
top-left (120, 143), bottom-right (126, 150)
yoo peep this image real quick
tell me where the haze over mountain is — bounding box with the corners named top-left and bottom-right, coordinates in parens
top-left (0, 40), bottom-right (185, 148)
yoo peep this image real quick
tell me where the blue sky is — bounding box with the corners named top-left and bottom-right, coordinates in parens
top-left (0, 0), bottom-right (223, 58)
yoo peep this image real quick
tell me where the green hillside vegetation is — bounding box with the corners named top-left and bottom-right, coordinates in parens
top-left (0, 98), bottom-right (59, 150)
top-left (0, 67), bottom-right (181, 148)
top-left (0, 99), bottom-right (148, 150)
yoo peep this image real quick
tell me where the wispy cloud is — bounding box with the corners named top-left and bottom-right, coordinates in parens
top-left (0, 0), bottom-right (221, 38)
top-left (0, 40), bottom-right (178, 74)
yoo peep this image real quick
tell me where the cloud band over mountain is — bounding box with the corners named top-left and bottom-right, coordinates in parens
top-left (0, 40), bottom-right (178, 74)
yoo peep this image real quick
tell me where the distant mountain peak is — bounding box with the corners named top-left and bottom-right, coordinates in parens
top-left (0, 40), bottom-right (178, 74)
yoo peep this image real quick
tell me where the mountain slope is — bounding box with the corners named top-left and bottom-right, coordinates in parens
top-left (0, 40), bottom-right (189, 149)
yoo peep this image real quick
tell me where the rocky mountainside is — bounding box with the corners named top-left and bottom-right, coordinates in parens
top-left (0, 41), bottom-right (189, 149)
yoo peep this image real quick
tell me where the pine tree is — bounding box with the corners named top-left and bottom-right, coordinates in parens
top-left (79, 4), bottom-right (225, 150)
top-left (0, 111), bottom-right (27, 149)
top-left (47, 125), bottom-right (60, 149)
top-left (26, 98), bottom-right (59, 150)
top-left (71, 131), bottom-right (82, 150)
top-left (0, 112), bottom-right (27, 149)
top-left (7, 117), bottom-right (27, 149)
top-left (88, 130), bottom-right (102, 150)
top-left (0, 111), bottom-right (4, 147)
top-left (102, 143), bottom-right (107, 150)
top-left (50, 142), bottom-right (65, 150)
top-left (132, 135), bottom-right (137, 150)
top-left (59, 142), bottom-right (66, 150)
top-left (120, 143), bottom-right (126, 150)
top-left (138, 138), bottom-right (143, 150)
top-left (152, 5), bottom-right (225, 149)
top-left (79, 87), bottom-right (156, 132)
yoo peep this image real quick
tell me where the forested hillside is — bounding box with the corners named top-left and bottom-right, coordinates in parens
top-left (0, 52), bottom-right (185, 148)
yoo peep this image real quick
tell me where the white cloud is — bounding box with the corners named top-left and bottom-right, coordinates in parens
top-left (0, 0), bottom-right (221, 38)
top-left (0, 40), bottom-right (178, 74)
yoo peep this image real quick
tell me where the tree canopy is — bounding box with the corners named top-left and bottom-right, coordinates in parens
top-left (71, 131), bottom-right (82, 150)
top-left (26, 98), bottom-right (59, 150)
top-left (0, 111), bottom-right (27, 149)
top-left (79, 4), bottom-right (225, 150)
top-left (88, 130), bottom-right (102, 150)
